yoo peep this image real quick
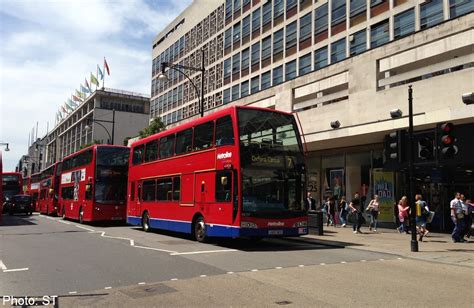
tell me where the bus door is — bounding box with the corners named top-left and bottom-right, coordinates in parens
top-left (194, 172), bottom-right (214, 207)
top-left (214, 170), bottom-right (234, 224)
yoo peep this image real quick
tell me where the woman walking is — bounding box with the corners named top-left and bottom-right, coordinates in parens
top-left (327, 197), bottom-right (337, 227)
top-left (339, 196), bottom-right (348, 227)
top-left (415, 194), bottom-right (430, 241)
top-left (397, 196), bottom-right (410, 234)
top-left (366, 195), bottom-right (381, 232)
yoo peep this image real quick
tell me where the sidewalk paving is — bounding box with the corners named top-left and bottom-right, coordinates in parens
top-left (305, 225), bottom-right (474, 267)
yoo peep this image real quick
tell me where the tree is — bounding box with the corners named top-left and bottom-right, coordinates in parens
top-left (123, 137), bottom-right (131, 146)
top-left (139, 117), bottom-right (166, 138)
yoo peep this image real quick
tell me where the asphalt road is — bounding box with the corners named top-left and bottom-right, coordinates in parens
top-left (0, 213), bottom-right (396, 297)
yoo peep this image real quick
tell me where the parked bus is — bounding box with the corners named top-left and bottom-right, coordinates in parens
top-left (59, 145), bottom-right (129, 223)
top-left (38, 162), bottom-right (61, 215)
top-left (28, 173), bottom-right (42, 212)
top-left (0, 151), bottom-right (3, 218)
top-left (127, 106), bottom-right (308, 242)
top-left (2, 172), bottom-right (23, 212)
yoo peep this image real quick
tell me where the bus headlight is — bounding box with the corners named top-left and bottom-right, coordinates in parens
top-left (241, 222), bottom-right (258, 228)
top-left (293, 221), bottom-right (307, 228)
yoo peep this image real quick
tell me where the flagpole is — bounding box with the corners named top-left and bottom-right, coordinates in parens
top-left (95, 67), bottom-right (98, 91)
top-left (103, 57), bottom-right (106, 89)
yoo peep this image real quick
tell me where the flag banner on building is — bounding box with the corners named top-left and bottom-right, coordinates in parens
top-left (90, 73), bottom-right (99, 86)
top-left (65, 102), bottom-right (74, 111)
top-left (61, 105), bottom-right (69, 114)
top-left (80, 84), bottom-right (90, 94)
top-left (75, 89), bottom-right (85, 100)
top-left (104, 57), bottom-right (110, 75)
top-left (72, 94), bottom-right (83, 102)
top-left (97, 65), bottom-right (104, 80)
top-left (85, 78), bottom-right (92, 92)
top-left (372, 169), bottom-right (395, 222)
top-left (68, 98), bottom-right (78, 108)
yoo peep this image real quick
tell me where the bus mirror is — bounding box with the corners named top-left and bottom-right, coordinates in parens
top-left (221, 177), bottom-right (228, 186)
top-left (85, 184), bottom-right (92, 192)
top-left (49, 188), bottom-right (54, 195)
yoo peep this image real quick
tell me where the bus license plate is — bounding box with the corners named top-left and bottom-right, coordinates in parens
top-left (268, 230), bottom-right (283, 235)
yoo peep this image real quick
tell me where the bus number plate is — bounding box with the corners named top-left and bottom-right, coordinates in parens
top-left (268, 230), bottom-right (283, 235)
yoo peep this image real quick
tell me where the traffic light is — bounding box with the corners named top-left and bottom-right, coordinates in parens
top-left (384, 130), bottom-right (404, 163)
top-left (417, 136), bottom-right (434, 160)
top-left (439, 122), bottom-right (458, 159)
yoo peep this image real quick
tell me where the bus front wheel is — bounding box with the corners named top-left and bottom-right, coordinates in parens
top-left (142, 212), bottom-right (150, 232)
top-left (194, 216), bottom-right (208, 243)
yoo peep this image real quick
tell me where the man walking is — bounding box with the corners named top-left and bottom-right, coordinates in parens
top-left (349, 192), bottom-right (363, 234)
top-left (305, 192), bottom-right (316, 211)
top-left (450, 192), bottom-right (465, 243)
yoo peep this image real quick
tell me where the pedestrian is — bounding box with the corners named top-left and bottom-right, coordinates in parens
top-left (464, 199), bottom-right (473, 239)
top-left (339, 196), bottom-right (349, 227)
top-left (460, 194), bottom-right (471, 240)
top-left (327, 197), bottom-right (337, 227)
top-left (397, 196), bottom-right (410, 234)
top-left (349, 192), bottom-right (363, 234)
top-left (366, 195), bottom-right (380, 232)
top-left (450, 192), bottom-right (465, 243)
top-left (304, 192), bottom-right (316, 212)
top-left (415, 194), bottom-right (430, 241)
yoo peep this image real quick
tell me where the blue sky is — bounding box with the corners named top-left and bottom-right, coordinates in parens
top-left (0, 0), bottom-right (192, 171)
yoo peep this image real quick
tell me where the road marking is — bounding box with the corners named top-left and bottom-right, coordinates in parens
top-left (75, 225), bottom-right (95, 232)
top-left (0, 260), bottom-right (7, 270)
top-left (57, 220), bottom-right (71, 225)
top-left (340, 261), bottom-right (347, 264)
top-left (298, 265), bottom-right (305, 267)
top-left (397, 257), bottom-right (403, 260)
top-left (379, 259), bottom-right (385, 261)
top-left (170, 249), bottom-right (237, 256)
top-left (68, 291), bottom-right (77, 295)
top-left (170, 278), bottom-right (178, 281)
top-left (138, 282), bottom-right (146, 285)
top-left (3, 268), bottom-right (29, 272)
top-left (320, 263), bottom-right (326, 266)
top-left (133, 245), bottom-right (177, 254)
top-left (199, 275), bottom-right (207, 278)
top-left (251, 269), bottom-right (258, 272)
top-left (275, 267), bottom-right (282, 270)
top-left (360, 260), bottom-right (367, 262)
top-left (227, 272), bottom-right (234, 274)
top-left (104, 287), bottom-right (112, 290)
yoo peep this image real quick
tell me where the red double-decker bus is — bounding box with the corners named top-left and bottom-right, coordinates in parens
top-left (59, 145), bottom-right (129, 223)
top-left (127, 106), bottom-right (308, 242)
top-left (38, 162), bottom-right (61, 215)
top-left (28, 173), bottom-right (42, 212)
top-left (2, 172), bottom-right (23, 211)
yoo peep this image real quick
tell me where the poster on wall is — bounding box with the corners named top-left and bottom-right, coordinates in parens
top-left (373, 169), bottom-right (395, 222)
top-left (329, 169), bottom-right (344, 200)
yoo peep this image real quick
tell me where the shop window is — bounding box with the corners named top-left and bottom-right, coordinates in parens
top-left (273, 65), bottom-right (283, 85)
top-left (394, 9), bottom-right (415, 39)
top-left (251, 76), bottom-right (260, 93)
top-left (420, 0), bottom-right (444, 29)
top-left (449, 0), bottom-right (474, 18)
top-left (286, 21), bottom-right (297, 48)
top-left (285, 60), bottom-right (297, 80)
top-left (331, 38), bottom-right (346, 63)
top-left (299, 53), bottom-right (312, 75)
top-left (371, 19), bottom-right (389, 48)
top-left (261, 71), bottom-right (271, 89)
top-left (332, 0), bottom-right (346, 26)
top-left (350, 29), bottom-right (366, 56)
top-left (315, 3), bottom-right (328, 34)
top-left (300, 12), bottom-right (312, 41)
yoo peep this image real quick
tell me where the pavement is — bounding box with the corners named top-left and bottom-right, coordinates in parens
top-left (306, 224), bottom-right (474, 268)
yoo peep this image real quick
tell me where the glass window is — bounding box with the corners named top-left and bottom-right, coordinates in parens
top-left (157, 178), bottom-right (172, 201)
top-left (273, 65), bottom-right (283, 85)
top-left (132, 144), bottom-right (144, 165)
top-left (450, 0), bottom-right (474, 18)
top-left (241, 48), bottom-right (250, 69)
top-left (142, 180), bottom-right (156, 202)
top-left (251, 42), bottom-right (260, 66)
top-left (262, 1), bottom-right (272, 26)
top-left (232, 53), bottom-right (240, 73)
top-left (285, 60), bottom-right (297, 80)
top-left (224, 28), bottom-right (232, 48)
top-left (315, 4), bottom-right (328, 34)
top-left (223, 88), bottom-right (231, 104)
top-left (287, 0), bottom-right (297, 10)
top-left (332, 0), bottom-right (346, 25)
top-left (261, 35), bottom-right (272, 60)
top-left (234, 0), bottom-right (241, 12)
top-left (274, 0), bottom-right (284, 17)
top-left (420, 0), bottom-right (444, 29)
top-left (350, 29), bottom-right (366, 55)
top-left (251, 76), bottom-right (260, 93)
top-left (299, 53), bottom-right (312, 75)
top-left (314, 46), bottom-right (328, 70)
top-left (175, 128), bottom-right (193, 155)
top-left (241, 80), bottom-right (250, 97)
top-left (194, 121), bottom-right (214, 150)
top-left (216, 171), bottom-right (232, 202)
top-left (273, 29), bottom-right (284, 55)
top-left (232, 84), bottom-right (240, 100)
top-left (371, 20), bottom-right (389, 48)
top-left (252, 7), bottom-right (261, 32)
top-left (172, 177), bottom-right (180, 201)
top-left (224, 58), bottom-right (231, 79)
top-left (159, 135), bottom-right (175, 158)
top-left (370, 0), bottom-right (384, 7)
top-left (216, 115), bottom-right (235, 146)
top-left (261, 71), bottom-right (271, 89)
top-left (286, 21), bottom-right (297, 48)
top-left (331, 38), bottom-right (346, 63)
top-left (233, 22), bottom-right (241, 43)
top-left (350, 0), bottom-right (366, 17)
top-left (225, 0), bottom-right (232, 19)
top-left (300, 12), bottom-right (312, 41)
top-left (242, 15), bottom-right (251, 38)
top-left (145, 140), bottom-right (158, 162)
top-left (243, 0), bottom-right (250, 6)
top-left (394, 9), bottom-right (415, 39)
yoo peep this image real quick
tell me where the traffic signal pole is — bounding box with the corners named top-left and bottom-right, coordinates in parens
top-left (408, 85), bottom-right (419, 252)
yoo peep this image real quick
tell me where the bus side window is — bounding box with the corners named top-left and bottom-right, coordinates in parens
top-left (85, 184), bottom-right (92, 200)
top-left (130, 182), bottom-right (135, 201)
top-left (172, 177), bottom-right (180, 201)
top-left (194, 121), bottom-right (214, 150)
top-left (137, 184), bottom-right (142, 202)
top-left (216, 116), bottom-right (234, 146)
top-left (133, 145), bottom-right (145, 165)
top-left (216, 171), bottom-right (232, 202)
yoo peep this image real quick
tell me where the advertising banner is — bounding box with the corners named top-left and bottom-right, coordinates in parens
top-left (373, 169), bottom-right (395, 222)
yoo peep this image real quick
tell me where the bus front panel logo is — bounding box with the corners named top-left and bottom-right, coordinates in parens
top-left (217, 152), bottom-right (232, 160)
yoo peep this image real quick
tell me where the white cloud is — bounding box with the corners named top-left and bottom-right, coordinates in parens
top-left (0, 0), bottom-right (192, 171)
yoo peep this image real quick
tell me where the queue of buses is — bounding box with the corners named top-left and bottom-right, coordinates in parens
top-left (5, 106), bottom-right (309, 242)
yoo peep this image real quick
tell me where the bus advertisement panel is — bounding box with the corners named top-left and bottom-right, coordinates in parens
top-left (127, 106), bottom-right (307, 242)
top-left (59, 145), bottom-right (129, 223)
top-left (38, 162), bottom-right (61, 215)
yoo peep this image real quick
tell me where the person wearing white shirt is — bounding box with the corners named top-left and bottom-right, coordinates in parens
top-left (450, 192), bottom-right (465, 243)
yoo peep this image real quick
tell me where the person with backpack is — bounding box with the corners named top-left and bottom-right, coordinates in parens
top-left (339, 196), bottom-right (349, 227)
top-left (415, 194), bottom-right (430, 241)
top-left (366, 195), bottom-right (380, 232)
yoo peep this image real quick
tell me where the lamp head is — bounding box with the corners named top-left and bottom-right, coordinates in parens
top-left (4, 144), bottom-right (10, 151)
top-left (390, 109), bottom-right (403, 119)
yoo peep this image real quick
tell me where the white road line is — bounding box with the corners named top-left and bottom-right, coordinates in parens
top-left (298, 265), bottom-right (305, 267)
top-left (133, 245), bottom-right (177, 254)
top-left (0, 260), bottom-right (7, 270)
top-left (170, 249), bottom-right (237, 256)
top-left (251, 269), bottom-right (258, 272)
top-left (170, 278), bottom-right (178, 281)
top-left (3, 268), bottom-right (29, 272)
top-left (199, 275), bottom-right (207, 278)
top-left (275, 267), bottom-right (282, 270)
top-left (68, 291), bottom-right (77, 295)
top-left (360, 260), bottom-right (367, 262)
top-left (397, 257), bottom-right (403, 260)
top-left (74, 225), bottom-right (95, 232)
top-left (138, 282), bottom-right (146, 285)
top-left (320, 263), bottom-right (326, 266)
top-left (104, 287), bottom-right (112, 290)
top-left (379, 259), bottom-right (385, 261)
top-left (57, 220), bottom-right (71, 225)
top-left (340, 261), bottom-right (347, 264)
top-left (227, 272), bottom-right (234, 274)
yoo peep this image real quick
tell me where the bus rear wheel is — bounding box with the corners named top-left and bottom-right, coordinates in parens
top-left (194, 216), bottom-right (208, 243)
top-left (142, 212), bottom-right (151, 232)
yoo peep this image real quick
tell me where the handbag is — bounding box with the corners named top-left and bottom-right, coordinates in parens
top-left (456, 213), bottom-right (465, 219)
top-left (426, 211), bottom-right (435, 223)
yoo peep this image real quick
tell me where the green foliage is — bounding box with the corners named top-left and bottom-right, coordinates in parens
top-left (139, 117), bottom-right (166, 138)
top-left (123, 136), bottom-right (131, 146)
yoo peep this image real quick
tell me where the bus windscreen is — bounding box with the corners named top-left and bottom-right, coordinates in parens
top-left (95, 147), bottom-right (129, 204)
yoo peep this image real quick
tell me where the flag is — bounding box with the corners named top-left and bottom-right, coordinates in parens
top-left (85, 78), bottom-right (92, 92)
top-left (68, 98), bottom-right (78, 108)
top-left (65, 101), bottom-right (74, 111)
top-left (61, 105), bottom-right (69, 114)
top-left (72, 94), bottom-right (83, 102)
top-left (104, 58), bottom-right (110, 75)
top-left (58, 110), bottom-right (63, 119)
top-left (97, 65), bottom-right (104, 80)
top-left (80, 84), bottom-right (90, 94)
top-left (90, 72), bottom-right (99, 86)
top-left (76, 89), bottom-right (86, 100)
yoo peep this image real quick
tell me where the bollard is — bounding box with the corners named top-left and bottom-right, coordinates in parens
top-left (308, 210), bottom-right (324, 235)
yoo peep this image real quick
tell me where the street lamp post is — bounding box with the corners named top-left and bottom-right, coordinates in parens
top-left (0, 143), bottom-right (10, 152)
top-left (407, 85), bottom-right (419, 252)
top-left (158, 49), bottom-right (205, 117)
top-left (85, 109), bottom-right (115, 144)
